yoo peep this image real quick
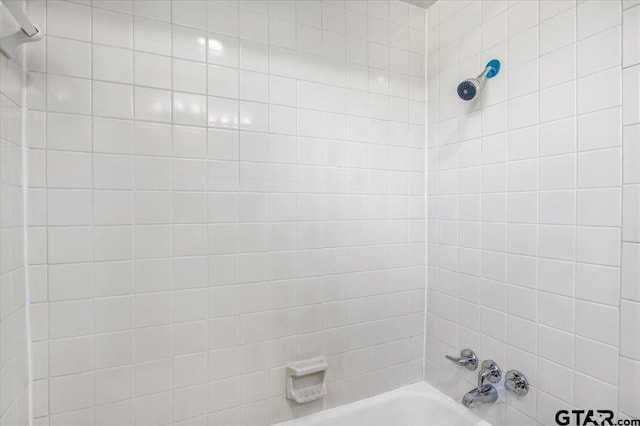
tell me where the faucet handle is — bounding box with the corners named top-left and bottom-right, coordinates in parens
top-left (478, 360), bottom-right (501, 391)
top-left (445, 348), bottom-right (478, 371)
top-left (505, 370), bottom-right (529, 396)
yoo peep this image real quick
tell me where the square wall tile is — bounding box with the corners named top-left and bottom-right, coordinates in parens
top-left (623, 5), bottom-right (640, 67)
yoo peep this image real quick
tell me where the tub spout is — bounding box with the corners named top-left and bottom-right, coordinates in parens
top-left (462, 359), bottom-right (502, 408)
top-left (462, 385), bottom-right (498, 408)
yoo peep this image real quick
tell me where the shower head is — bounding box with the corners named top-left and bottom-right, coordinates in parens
top-left (457, 59), bottom-right (501, 101)
top-left (457, 78), bottom-right (482, 101)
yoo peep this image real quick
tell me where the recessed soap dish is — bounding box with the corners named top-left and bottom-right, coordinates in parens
top-left (285, 356), bottom-right (328, 404)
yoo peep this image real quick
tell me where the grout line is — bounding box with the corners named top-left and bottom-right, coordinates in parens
top-left (20, 1), bottom-right (34, 422)
top-left (168, 1), bottom-right (175, 422)
top-left (89, 0), bottom-right (98, 419)
top-left (204, 0), bottom-right (213, 423)
top-left (421, 2), bottom-right (429, 386)
top-left (131, 0), bottom-right (139, 420)
top-left (617, 0), bottom-right (625, 417)
top-left (43, 0), bottom-right (51, 420)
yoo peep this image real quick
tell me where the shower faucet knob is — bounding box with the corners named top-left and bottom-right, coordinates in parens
top-left (445, 348), bottom-right (478, 371)
top-left (505, 369), bottom-right (529, 396)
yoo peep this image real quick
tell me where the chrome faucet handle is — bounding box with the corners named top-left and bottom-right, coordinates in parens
top-left (477, 360), bottom-right (501, 392)
top-left (505, 370), bottom-right (529, 396)
top-left (445, 348), bottom-right (478, 371)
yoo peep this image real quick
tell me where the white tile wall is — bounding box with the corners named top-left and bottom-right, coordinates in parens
top-left (425, 0), bottom-right (637, 425)
top-left (621, 0), bottom-right (640, 421)
top-left (0, 4), bottom-right (30, 425)
top-left (23, 1), bottom-right (425, 425)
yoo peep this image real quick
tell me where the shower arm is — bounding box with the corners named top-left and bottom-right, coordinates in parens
top-left (0, 0), bottom-right (43, 59)
top-left (3, 0), bottom-right (39, 37)
top-left (476, 59), bottom-right (501, 81)
top-left (477, 66), bottom-right (492, 80)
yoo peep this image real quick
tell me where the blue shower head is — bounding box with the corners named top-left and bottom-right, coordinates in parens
top-left (457, 59), bottom-right (501, 101)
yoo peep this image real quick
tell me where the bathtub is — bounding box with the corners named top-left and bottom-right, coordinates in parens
top-left (276, 382), bottom-right (491, 426)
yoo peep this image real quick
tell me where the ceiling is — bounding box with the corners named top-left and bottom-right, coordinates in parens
top-left (401, 0), bottom-right (437, 8)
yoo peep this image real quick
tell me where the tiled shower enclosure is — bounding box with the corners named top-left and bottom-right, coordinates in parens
top-left (0, 0), bottom-right (638, 426)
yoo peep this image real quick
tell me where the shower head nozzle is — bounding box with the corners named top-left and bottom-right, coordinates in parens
top-left (457, 79), bottom-right (480, 101)
top-left (457, 59), bottom-right (501, 101)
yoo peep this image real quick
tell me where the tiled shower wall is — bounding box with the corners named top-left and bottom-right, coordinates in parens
top-left (0, 9), bottom-right (30, 426)
top-left (23, 1), bottom-right (426, 425)
top-left (425, 0), bottom-right (638, 425)
top-left (621, 0), bottom-right (640, 421)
